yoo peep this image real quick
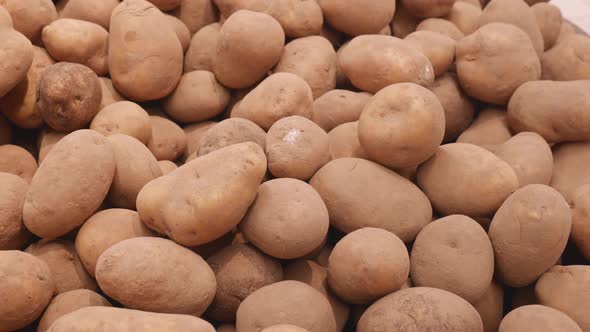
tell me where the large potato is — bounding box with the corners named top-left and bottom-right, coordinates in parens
top-left (137, 142), bottom-right (266, 246)
top-left (312, 90), bottom-right (371, 132)
top-left (532, 3), bottom-right (562, 50)
top-left (429, 73), bottom-right (474, 142)
top-left (0, 29), bottom-right (33, 98)
top-left (318, 0), bottom-right (395, 36)
top-left (416, 18), bottom-right (465, 41)
top-left (405, 31), bottom-right (456, 77)
top-left (90, 101), bottom-right (152, 145)
top-left (457, 108), bottom-right (512, 149)
top-left (0, 173), bottom-right (30, 250)
top-left (197, 118), bottom-right (265, 156)
top-left (327, 122), bottom-right (368, 160)
top-left (0, 144), bottom-right (37, 183)
top-left (542, 35), bottom-right (590, 81)
top-left (499, 304), bottom-right (582, 332)
top-left (473, 281), bottom-right (504, 332)
top-left (37, 289), bottom-right (111, 332)
top-left (23, 130), bottom-right (115, 239)
top-left (56, 0), bottom-right (119, 29)
top-left (109, 0), bottom-right (183, 101)
top-left (171, 0), bottom-right (217, 35)
top-left (551, 142), bottom-right (590, 204)
top-left (147, 115), bottom-right (187, 161)
top-left (445, 1), bottom-right (482, 34)
top-left (184, 23), bottom-right (221, 72)
top-left (401, 0), bottom-right (455, 18)
top-left (572, 185), bottom-right (590, 261)
top-left (0, 0), bottom-right (57, 43)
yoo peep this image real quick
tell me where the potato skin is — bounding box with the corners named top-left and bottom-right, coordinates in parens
top-left (404, 30), bottom-right (456, 77)
top-left (532, 3), bottom-right (561, 50)
top-left (391, 2), bottom-right (420, 38)
top-left (472, 281), bottom-right (504, 332)
top-left (0, 5), bottom-right (12, 29)
top-left (183, 121), bottom-right (217, 160)
top-left (572, 185), bottom-right (590, 261)
top-left (171, 0), bottom-right (217, 35)
top-left (0, 0), bottom-right (57, 43)
top-left (147, 115), bottom-right (187, 161)
top-left (266, 0), bottom-right (323, 38)
top-left (416, 18), bottom-right (465, 41)
top-left (318, 0), bottom-right (395, 36)
top-left (185, 23), bottom-right (221, 73)
top-left (445, 1), bottom-right (482, 35)
top-left (551, 142), bottom-right (590, 204)
top-left (542, 35), bottom-right (590, 81)
top-left (90, 101), bottom-right (152, 145)
top-left (401, 0), bottom-right (455, 18)
top-left (429, 73), bottom-right (475, 142)
top-left (0, 173), bottom-right (30, 250)
top-left (312, 90), bottom-right (371, 133)
top-left (262, 326), bottom-right (309, 332)
top-left (0, 144), bottom-right (38, 183)
top-left (37, 129), bottom-right (67, 164)
top-left (457, 108), bottom-right (511, 149)
top-left (56, 0), bottom-right (119, 29)
top-left (0, 29), bottom-right (33, 98)
top-left (499, 305), bottom-right (582, 332)
top-left (197, 118), bottom-right (265, 157)
top-left (158, 160), bottom-right (178, 175)
top-left (328, 122), bottom-right (368, 160)
top-left (23, 130), bottom-right (116, 239)
top-left (37, 289), bottom-right (111, 332)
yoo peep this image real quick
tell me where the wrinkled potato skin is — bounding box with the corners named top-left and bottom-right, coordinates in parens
top-left (404, 31), bottom-right (456, 77)
top-left (416, 18), bottom-right (465, 41)
top-left (0, 29), bottom-right (33, 98)
top-left (197, 118), bottom-right (265, 157)
top-left (184, 23), bottom-right (221, 73)
top-left (171, 0), bottom-right (218, 35)
top-left (0, 0), bottom-right (57, 44)
top-left (401, 0), bottom-right (455, 18)
top-left (532, 3), bottom-right (562, 50)
top-left (328, 122), bottom-right (368, 160)
top-left (147, 115), bottom-right (187, 161)
top-left (0, 173), bottom-right (30, 250)
top-left (319, 0), bottom-right (395, 36)
top-left (90, 101), bottom-right (152, 145)
top-left (551, 142), bottom-right (590, 204)
top-left (499, 305), bottom-right (582, 332)
top-left (0, 145), bottom-right (38, 183)
top-left (473, 281), bottom-right (504, 332)
top-left (457, 108), bottom-right (511, 149)
top-left (542, 35), bottom-right (590, 81)
top-left (56, 0), bottom-right (119, 29)
top-left (312, 90), bottom-right (371, 133)
top-left (572, 185), bottom-right (590, 261)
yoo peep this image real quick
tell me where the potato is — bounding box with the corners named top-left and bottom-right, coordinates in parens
top-left (205, 244), bottom-right (283, 322)
top-left (37, 289), bottom-right (111, 332)
top-left (98, 77), bottom-right (125, 110)
top-left (318, 0), bottom-right (395, 36)
top-left (0, 173), bottom-right (30, 250)
top-left (479, 0), bottom-right (544, 56)
top-left (417, 143), bottom-right (518, 217)
top-left (0, 251), bottom-right (54, 332)
top-left (0, 29), bottom-right (33, 99)
top-left (172, 0), bottom-right (217, 35)
top-left (0, 5), bottom-right (12, 28)
top-left (472, 281), bottom-right (504, 332)
top-left (37, 62), bottom-right (102, 132)
top-left (96, 237), bottom-right (216, 315)
top-left (183, 121), bottom-right (216, 160)
top-left (499, 304), bottom-right (582, 332)
top-left (76, 209), bottom-right (155, 277)
top-left (328, 227), bottom-right (409, 304)
top-left (212, 0), bottom-right (268, 18)
top-left (47, 306), bottom-right (215, 332)
top-left (23, 130), bottom-right (115, 239)
top-left (266, 116), bottom-right (329, 180)
top-left (37, 129), bottom-right (66, 165)
top-left (56, 0), bottom-right (119, 30)
top-left (429, 73), bottom-right (474, 142)
top-left (90, 101), bottom-right (151, 144)
top-left (327, 122), bottom-right (368, 160)
top-left (0, 46), bottom-right (54, 129)
top-left (214, 10), bottom-right (284, 89)
top-left (358, 287), bottom-right (483, 331)
top-left (147, 0), bottom-right (181, 10)
top-left (456, 23), bottom-right (541, 105)
top-left (416, 18), bottom-right (465, 41)
top-left (532, 3), bottom-right (561, 50)
top-left (158, 160), bottom-right (178, 175)
top-left (359, 83), bottom-right (445, 169)
top-left (109, 0), bottom-right (183, 101)
top-left (264, 0), bottom-right (322, 38)
top-left (445, 1), bottom-right (482, 34)
top-left (218, 325), bottom-right (236, 332)
top-left (42, 19), bottom-right (108, 75)
top-left (535, 265), bottom-right (590, 331)
top-left (184, 23), bottom-right (221, 73)
top-left (162, 14), bottom-right (191, 52)
top-left (0, 0), bottom-right (57, 43)
top-left (262, 326), bottom-right (309, 332)
top-left (551, 142), bottom-right (590, 204)
top-left (164, 71), bottom-right (230, 124)
top-left (312, 90), bottom-right (371, 133)
top-left (555, 22), bottom-right (577, 46)
top-left (197, 118), bottom-right (265, 157)
top-left (236, 280), bottom-right (337, 332)
top-left (401, 0), bottom-right (455, 18)
top-left (138, 142), bottom-right (266, 246)
top-left (572, 185), bottom-right (590, 261)
top-left (457, 108), bottom-right (512, 148)
top-left (391, 2), bottom-right (420, 38)
top-left (542, 35), bottom-right (590, 81)
top-left (494, 132), bottom-right (553, 187)
top-left (411, 215), bottom-right (494, 303)
top-left (404, 31), bottom-right (456, 77)
top-left (0, 144), bottom-right (37, 183)
top-left (0, 114), bottom-right (10, 145)
top-left (147, 115), bottom-right (187, 161)
top-left (339, 35), bottom-right (434, 94)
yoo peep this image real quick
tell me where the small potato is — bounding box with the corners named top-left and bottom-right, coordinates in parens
top-left (417, 143), bottom-right (518, 217)
top-left (429, 73), bottom-right (474, 142)
top-left (147, 115), bottom-right (187, 161)
top-left (401, 0), bottom-right (455, 18)
top-left (312, 90), bottom-right (371, 133)
top-left (47, 306), bottom-right (215, 332)
top-left (183, 121), bottom-right (216, 160)
top-left (184, 23), bottom-right (221, 73)
top-left (233, 73), bottom-right (313, 131)
top-left (327, 122), bottom-right (368, 160)
top-left (37, 289), bottom-right (111, 332)
top-left (542, 35), bottom-right (590, 81)
top-left (499, 305), bottom-right (582, 332)
top-left (551, 142), bottom-right (590, 204)
top-left (42, 19), bottom-right (109, 75)
top-left (37, 62), bottom-right (102, 132)
top-left (318, 0), bottom-right (395, 36)
top-left (358, 83), bottom-right (445, 169)
top-left (0, 144), bottom-right (38, 183)
top-left (445, 1), bottom-right (482, 34)
top-left (328, 228), bottom-right (409, 304)
top-left (473, 281), bottom-right (504, 332)
top-left (411, 215), bottom-right (494, 303)
top-left (37, 129), bottom-right (67, 164)
top-left (339, 35), bottom-right (434, 94)
top-left (0, 114), bottom-right (10, 145)
top-left (96, 237), bottom-right (216, 316)
top-left (416, 18), bottom-right (465, 41)
top-left (405, 31), bottom-right (456, 77)
top-left (358, 287), bottom-right (483, 332)
top-left (236, 280), bottom-right (337, 332)
top-left (266, 0), bottom-right (323, 38)
top-left (56, 0), bottom-right (119, 30)
top-left (163, 71), bottom-right (230, 124)
top-left (23, 130), bottom-right (115, 239)
top-left (532, 3), bottom-right (562, 50)
top-left (391, 2), bottom-right (420, 38)
top-left (171, 0), bottom-right (217, 35)
top-left (241, 178), bottom-right (329, 259)
top-left (0, 29), bottom-right (34, 98)
top-left (457, 108), bottom-right (512, 149)
top-left (90, 101), bottom-right (152, 145)
top-left (266, 116), bottom-right (329, 181)
top-left (197, 118), bottom-right (265, 157)
top-left (0, 173), bottom-right (30, 250)
top-left (214, 10), bottom-right (284, 89)
top-left (0, 251), bottom-right (54, 332)
top-left (76, 209), bottom-right (155, 277)
top-left (572, 185), bottom-right (590, 261)
top-left (456, 23), bottom-right (541, 105)
top-left (158, 160), bottom-right (178, 175)
top-left (0, 0), bottom-right (57, 43)
top-left (205, 244), bottom-right (283, 322)
top-left (262, 326), bottom-right (309, 332)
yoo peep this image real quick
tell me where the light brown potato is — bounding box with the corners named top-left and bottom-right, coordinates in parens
top-left (0, 114), bottom-right (10, 145)
top-left (212, 0), bottom-right (268, 18)
top-left (197, 118), bottom-right (265, 157)
top-left (265, 0), bottom-right (323, 38)
top-left (96, 237), bottom-right (216, 315)
top-left (0, 144), bottom-right (37, 183)
top-left (0, 5), bottom-right (12, 28)
top-left (473, 281), bottom-right (504, 332)
top-left (318, 0), bottom-right (395, 36)
top-left (312, 90), bottom-right (371, 133)
top-left (0, 251), bottom-right (54, 332)
top-left (90, 101), bottom-right (152, 145)
top-left (542, 35), bottom-right (590, 81)
top-left (339, 35), bottom-right (434, 94)
top-left (158, 160), bottom-right (178, 175)
top-left (391, 2), bottom-right (420, 38)
top-left (401, 0), bottom-right (455, 18)
top-left (205, 244), bottom-right (283, 322)
top-left (555, 21), bottom-right (576, 46)
top-left (163, 14), bottom-right (191, 52)
top-left (147, 115), bottom-right (187, 161)
top-left (411, 215), bottom-right (494, 303)
top-left (236, 280), bottom-right (337, 332)
top-left (456, 23), bottom-right (541, 105)
top-left (416, 18), bottom-right (465, 41)
top-left (109, 0), bottom-right (183, 101)
top-left (445, 1), bottom-right (482, 34)
top-left (23, 130), bottom-right (115, 239)
top-left (184, 23), bottom-right (221, 73)
top-left (217, 325), bottom-right (236, 332)
top-left (572, 185), bottom-right (590, 261)
top-left (138, 142), bottom-right (266, 246)
top-left (164, 71), bottom-right (230, 124)
top-left (358, 287), bottom-right (483, 332)
top-left (429, 73), bottom-right (474, 142)
top-left (417, 143), bottom-right (518, 217)
top-left (327, 122), bottom-right (368, 160)
top-left (0, 173), bottom-right (30, 250)
top-left (183, 121), bottom-right (216, 160)
top-left (551, 142), bottom-right (590, 204)
top-left (499, 304), bottom-right (582, 332)
top-left (47, 306), bottom-right (215, 332)
top-left (147, 0), bottom-right (181, 10)
top-left (405, 31), bottom-right (456, 77)
top-left (38, 289), bottom-right (111, 332)
top-left (37, 62), bottom-right (102, 132)
top-left (457, 108), bottom-right (512, 149)
top-left (56, 0), bottom-right (119, 30)
top-left (262, 326), bottom-right (309, 332)
top-left (0, 29), bottom-right (33, 98)
top-left (532, 3), bottom-right (561, 50)
top-left (358, 83), bottom-right (445, 169)
top-left (98, 77), bottom-right (125, 110)
top-left (172, 0), bottom-right (217, 35)
top-left (37, 129), bottom-right (66, 164)
top-left (0, 0), bottom-right (57, 44)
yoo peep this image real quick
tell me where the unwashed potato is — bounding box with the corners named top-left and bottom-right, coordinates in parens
top-left (457, 108), bottom-right (512, 149)
top-left (339, 35), bottom-right (434, 94)
top-left (542, 35), bottom-right (590, 81)
top-left (147, 115), bottom-right (187, 161)
top-left (551, 142), bottom-right (590, 204)
top-left (0, 29), bottom-right (34, 98)
top-left (0, 144), bottom-right (38, 183)
top-left (0, 173), bottom-right (30, 250)
top-left (318, 0), bottom-right (395, 36)
top-left (473, 281), bottom-right (504, 332)
top-left (327, 122), bottom-right (368, 160)
top-left (205, 244), bottom-right (283, 322)
top-left (572, 185), bottom-right (590, 261)
top-left (265, 0), bottom-right (323, 38)
top-left (56, 0), bottom-right (119, 30)
top-left (358, 287), bottom-right (483, 332)
top-left (499, 305), bottom-right (582, 332)
top-left (262, 326), bottom-right (309, 332)
top-left (401, 0), bottom-right (455, 18)
top-left (0, 251), bottom-right (54, 332)
top-left (532, 3), bottom-right (562, 50)
top-left (236, 280), bottom-right (337, 332)
top-left (197, 118), bottom-right (265, 157)
top-left (96, 237), bottom-right (216, 316)
top-left (23, 130), bottom-right (115, 239)
top-left (391, 2), bottom-right (419, 38)
top-left (184, 23), bottom-right (221, 72)
top-left (171, 0), bottom-right (218, 35)
top-left (404, 31), bottom-right (456, 77)
top-left (137, 142), bottom-right (266, 246)
top-left (183, 121), bottom-right (216, 160)
top-left (47, 306), bottom-right (215, 332)
top-left (98, 77), bottom-right (125, 110)
top-left (109, 0), bottom-right (183, 101)
top-left (90, 101), bottom-right (152, 145)
top-left (42, 19), bottom-right (109, 75)
top-left (416, 18), bottom-right (465, 41)
top-left (445, 1), bottom-right (482, 35)
top-left (158, 160), bottom-right (178, 175)
top-left (0, 0), bottom-right (57, 44)
top-left (0, 114), bottom-right (10, 145)
top-left (312, 90), bottom-right (371, 132)
top-left (429, 73), bottom-right (474, 142)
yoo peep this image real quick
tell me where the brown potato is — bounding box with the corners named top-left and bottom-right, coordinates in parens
top-left (37, 289), bottom-right (111, 332)
top-left (263, 0), bottom-right (322, 38)
top-left (197, 118), bottom-right (265, 157)
top-left (339, 35), bottom-right (434, 94)
top-left (0, 144), bottom-right (37, 183)
top-left (109, 0), bottom-right (183, 101)
top-left (312, 90), bottom-right (371, 133)
top-left (416, 18), bottom-right (465, 41)
top-left (551, 142), bottom-right (590, 204)
top-left (147, 0), bottom-right (181, 10)
top-left (532, 3), bottom-right (562, 50)
top-left (98, 77), bottom-right (125, 110)
top-left (0, 29), bottom-right (33, 98)
top-left (327, 121), bottom-right (367, 161)
top-left (147, 115), bottom-right (187, 161)
top-left (0, 0), bottom-right (57, 44)
top-left (555, 21), bottom-right (577, 46)
top-left (158, 160), bottom-right (178, 175)
top-left (262, 326), bottom-right (309, 332)
top-left (542, 35), bottom-right (590, 81)
top-left (23, 130), bottom-right (115, 239)
top-left (184, 23), bottom-right (221, 73)
top-left (164, 14), bottom-right (191, 51)
top-left (457, 108), bottom-right (512, 149)
top-left (0, 251), bottom-right (54, 332)
top-left (183, 121), bottom-right (216, 160)
top-left (499, 304), bottom-right (582, 332)
top-left (318, 0), bottom-right (395, 36)
top-left (0, 114), bottom-right (10, 145)
top-left (358, 287), bottom-right (483, 331)
top-left (205, 244), bottom-right (283, 322)
top-left (391, 2), bottom-right (420, 38)
top-left (0, 5), bottom-right (12, 28)
top-left (236, 280), bottom-right (337, 332)
top-left (90, 101), bottom-right (152, 144)
top-left (445, 1), bottom-right (482, 34)
top-left (217, 325), bottom-right (236, 332)
top-left (473, 281), bottom-right (504, 332)
top-left (572, 185), bottom-right (590, 261)
top-left (401, 0), bottom-right (455, 18)
top-left (405, 31), bottom-right (456, 77)
top-left (37, 129), bottom-right (67, 164)
top-left (358, 83), bottom-right (445, 169)
top-left (56, 0), bottom-right (119, 30)
top-left (212, 0), bottom-right (268, 18)
top-left (0, 173), bottom-right (30, 250)
top-left (429, 73), bottom-right (474, 142)
top-left (172, 0), bottom-right (217, 35)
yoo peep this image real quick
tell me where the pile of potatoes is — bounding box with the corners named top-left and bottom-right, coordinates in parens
top-left (1, 0), bottom-right (590, 331)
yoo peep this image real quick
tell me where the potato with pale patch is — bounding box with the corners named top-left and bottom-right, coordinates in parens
top-left (197, 118), bottom-right (265, 157)
top-left (147, 115), bottom-right (187, 161)
top-left (445, 1), bottom-right (482, 35)
top-left (0, 28), bottom-right (33, 99)
top-left (551, 142), bottom-right (590, 204)
top-left (37, 289), bottom-right (111, 332)
top-left (327, 122), bottom-right (368, 160)
top-left (405, 31), bottom-right (456, 77)
top-left (318, 0), bottom-right (395, 36)
top-left (0, 145), bottom-right (37, 183)
top-left (473, 281), bottom-right (504, 332)
top-left (572, 185), bottom-right (590, 261)
top-left (429, 73), bottom-right (474, 142)
top-left (90, 101), bottom-right (152, 145)
top-left (542, 35), bottom-right (590, 81)
top-left (416, 18), bottom-right (464, 41)
top-left (532, 3), bottom-right (562, 51)
top-left (401, 0), bottom-right (455, 18)
top-left (184, 23), bottom-right (221, 72)
top-left (0, 0), bottom-right (57, 43)
top-left (56, 0), bottom-right (119, 30)
top-left (312, 90), bottom-right (371, 133)
top-left (457, 108), bottom-right (512, 149)
top-left (0, 173), bottom-right (30, 250)
top-left (172, 0), bottom-right (218, 35)
top-left (499, 305), bottom-right (582, 332)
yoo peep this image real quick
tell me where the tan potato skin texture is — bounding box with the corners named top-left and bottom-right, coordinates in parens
top-left (0, 145), bottom-right (38, 183)
top-left (416, 18), bottom-right (465, 41)
top-left (401, 0), bottom-right (455, 18)
top-left (197, 118), bottom-right (265, 157)
top-left (148, 0), bottom-right (181, 11)
top-left (0, 251), bottom-right (55, 332)
top-left (90, 101), bottom-right (152, 145)
top-left (266, 0), bottom-right (323, 38)
top-left (472, 281), bottom-right (504, 332)
top-left (417, 143), bottom-right (518, 217)
top-left (217, 324), bottom-right (236, 332)
top-left (542, 35), bottom-right (590, 81)
top-left (328, 122), bottom-right (368, 160)
top-left (46, 306), bottom-right (216, 332)
top-left (457, 108), bottom-right (511, 149)
top-left (319, 0), bottom-right (395, 36)
top-left (137, 142), bottom-right (266, 246)
top-left (236, 280), bottom-right (337, 332)
top-left (0, 5), bottom-right (12, 29)
top-left (56, 0), bottom-right (119, 30)
top-left (109, 0), bottom-right (183, 101)
top-left (164, 14), bottom-right (191, 52)
top-left (23, 130), bottom-right (116, 239)
top-left (572, 185), bottom-right (590, 261)
top-left (185, 23), bottom-right (221, 73)
top-left (158, 160), bottom-right (178, 175)
top-left (96, 237), bottom-right (216, 316)
top-left (183, 121), bottom-right (217, 160)
top-left (262, 325), bottom-right (309, 332)
top-left (147, 115), bottom-right (187, 161)
top-left (37, 129), bottom-right (66, 164)
top-left (0, 0), bottom-right (57, 44)
top-left (171, 0), bottom-right (218, 35)
top-left (358, 287), bottom-right (484, 332)
top-left (98, 77), bottom-right (125, 110)
top-left (0, 29), bottom-right (33, 98)
top-left (445, 1), bottom-right (482, 35)
top-left (551, 142), bottom-right (590, 204)
top-left (405, 31), bottom-right (457, 77)
top-left (532, 3), bottom-right (561, 50)
top-left (0, 173), bottom-right (30, 250)
top-left (499, 304), bottom-right (582, 332)
top-left (312, 90), bottom-right (371, 133)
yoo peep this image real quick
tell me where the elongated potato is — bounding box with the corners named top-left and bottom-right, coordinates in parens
top-left (318, 0), bottom-right (395, 36)
top-left (445, 1), bottom-right (482, 35)
top-left (172, 0), bottom-right (217, 35)
top-left (328, 122), bottom-right (368, 160)
top-left (37, 289), bottom-right (111, 332)
top-left (405, 31), bottom-right (456, 77)
top-left (572, 185), bottom-right (590, 261)
top-left (473, 281), bottom-right (504, 332)
top-left (197, 118), bottom-right (265, 156)
top-left (401, 0), bottom-right (455, 18)
top-left (429, 73), bottom-right (474, 142)
top-left (312, 90), bottom-right (371, 133)
top-left (56, 0), bottom-right (119, 29)
top-left (457, 108), bottom-right (512, 149)
top-left (542, 35), bottom-right (590, 81)
top-left (499, 305), bottom-right (582, 332)
top-left (0, 0), bottom-right (57, 44)
top-left (0, 145), bottom-right (37, 183)
top-left (532, 3), bottom-right (561, 50)
top-left (90, 101), bottom-right (152, 144)
top-left (551, 142), bottom-right (590, 204)
top-left (147, 115), bottom-right (187, 161)
top-left (0, 173), bottom-right (30, 250)
top-left (185, 23), bottom-right (221, 72)
top-left (0, 29), bottom-right (33, 98)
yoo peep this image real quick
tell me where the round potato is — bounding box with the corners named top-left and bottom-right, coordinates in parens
top-left (572, 185), bottom-right (590, 261)
top-left (98, 77), bottom-right (125, 110)
top-left (56, 0), bottom-right (119, 29)
top-left (328, 122), bottom-right (368, 160)
top-left (457, 108), bottom-right (512, 149)
top-left (197, 118), bottom-right (266, 157)
top-left (184, 23), bottom-right (221, 73)
top-left (405, 31), bottom-right (456, 77)
top-left (171, 0), bottom-right (217, 35)
top-left (265, 0), bottom-right (323, 38)
top-left (0, 144), bottom-right (37, 183)
top-left (429, 73), bottom-right (474, 142)
top-left (0, 0), bottom-right (57, 43)
top-left (542, 35), bottom-right (590, 81)
top-left (551, 142), bottom-right (590, 204)
top-left (532, 3), bottom-right (562, 50)
top-left (158, 160), bottom-right (178, 175)
top-left (472, 281), bottom-right (504, 332)
top-left (401, 0), bottom-right (455, 18)
top-left (0, 173), bottom-right (30, 250)
top-left (0, 28), bottom-right (34, 99)
top-left (499, 304), bottom-right (582, 332)
top-left (318, 0), bottom-right (395, 36)
top-left (90, 101), bottom-right (152, 144)
top-left (445, 1), bottom-right (482, 34)
top-left (183, 121), bottom-right (216, 160)
top-left (147, 115), bottom-right (187, 161)
top-left (416, 18), bottom-right (465, 41)
top-left (312, 90), bottom-right (371, 133)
